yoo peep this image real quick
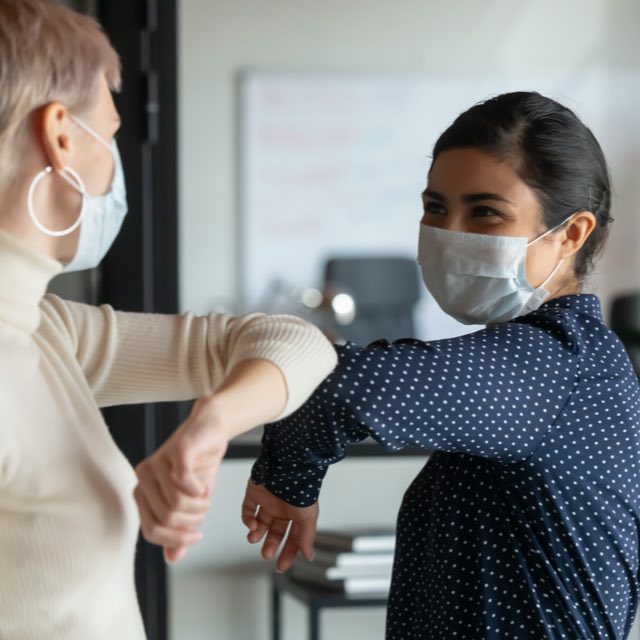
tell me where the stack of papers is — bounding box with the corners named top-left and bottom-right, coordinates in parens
top-left (290, 528), bottom-right (395, 595)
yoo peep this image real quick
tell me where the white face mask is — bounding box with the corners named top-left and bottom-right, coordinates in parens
top-left (417, 218), bottom-right (571, 325)
top-left (27, 115), bottom-right (128, 272)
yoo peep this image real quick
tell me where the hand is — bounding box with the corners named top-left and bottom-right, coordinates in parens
top-left (134, 397), bottom-right (229, 564)
top-left (241, 480), bottom-right (319, 572)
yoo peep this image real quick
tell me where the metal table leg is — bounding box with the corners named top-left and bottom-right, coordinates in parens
top-left (272, 581), bottom-right (281, 640)
top-left (309, 605), bottom-right (320, 640)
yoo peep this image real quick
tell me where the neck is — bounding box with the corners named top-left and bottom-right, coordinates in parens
top-left (0, 230), bottom-right (63, 333)
top-left (0, 219), bottom-right (56, 259)
top-left (0, 176), bottom-right (51, 252)
top-left (546, 277), bottom-right (582, 301)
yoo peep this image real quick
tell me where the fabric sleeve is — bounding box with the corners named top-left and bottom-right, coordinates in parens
top-left (251, 312), bottom-right (581, 506)
top-left (0, 409), bottom-right (17, 488)
top-left (40, 295), bottom-right (337, 414)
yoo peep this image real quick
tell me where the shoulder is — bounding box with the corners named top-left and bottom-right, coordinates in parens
top-left (335, 317), bottom-right (575, 364)
top-left (36, 294), bottom-right (82, 351)
top-left (510, 308), bottom-right (580, 353)
top-left (328, 300), bottom-right (598, 379)
top-left (511, 295), bottom-right (606, 355)
top-left (517, 294), bottom-right (622, 358)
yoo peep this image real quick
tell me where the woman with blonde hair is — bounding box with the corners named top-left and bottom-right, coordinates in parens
top-left (0, 1), bottom-right (336, 638)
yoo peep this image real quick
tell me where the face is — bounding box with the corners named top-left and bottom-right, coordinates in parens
top-left (422, 147), bottom-right (570, 290)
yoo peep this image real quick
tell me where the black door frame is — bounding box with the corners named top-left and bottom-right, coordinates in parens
top-left (96, 1), bottom-right (179, 638)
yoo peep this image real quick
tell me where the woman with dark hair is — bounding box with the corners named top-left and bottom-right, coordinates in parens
top-left (239, 92), bottom-right (640, 639)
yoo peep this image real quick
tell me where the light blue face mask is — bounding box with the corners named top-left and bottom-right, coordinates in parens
top-left (27, 115), bottom-right (128, 272)
top-left (417, 218), bottom-right (571, 325)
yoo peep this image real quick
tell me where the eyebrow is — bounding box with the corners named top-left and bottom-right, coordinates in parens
top-left (422, 189), bottom-right (514, 205)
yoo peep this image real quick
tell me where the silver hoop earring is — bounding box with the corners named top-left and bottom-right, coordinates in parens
top-left (27, 165), bottom-right (87, 237)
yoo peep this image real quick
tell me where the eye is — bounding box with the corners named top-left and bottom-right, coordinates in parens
top-left (423, 200), bottom-right (446, 216)
top-left (472, 206), bottom-right (500, 218)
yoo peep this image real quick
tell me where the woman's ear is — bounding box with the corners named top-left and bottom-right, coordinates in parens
top-left (33, 102), bottom-right (72, 172)
top-left (561, 211), bottom-right (597, 258)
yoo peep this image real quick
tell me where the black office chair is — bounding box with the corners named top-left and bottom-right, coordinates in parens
top-left (323, 256), bottom-right (421, 346)
top-left (610, 293), bottom-right (640, 379)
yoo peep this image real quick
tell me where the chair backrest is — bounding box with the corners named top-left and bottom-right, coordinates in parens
top-left (610, 292), bottom-right (640, 378)
top-left (324, 256), bottom-right (421, 346)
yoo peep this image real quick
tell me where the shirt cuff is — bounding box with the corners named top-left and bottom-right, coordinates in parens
top-left (251, 425), bottom-right (328, 507)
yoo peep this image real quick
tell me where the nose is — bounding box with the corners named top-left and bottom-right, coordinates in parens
top-left (432, 211), bottom-right (467, 233)
top-left (440, 221), bottom-right (466, 232)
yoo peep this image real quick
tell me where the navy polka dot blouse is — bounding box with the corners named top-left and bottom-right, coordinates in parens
top-left (252, 294), bottom-right (640, 639)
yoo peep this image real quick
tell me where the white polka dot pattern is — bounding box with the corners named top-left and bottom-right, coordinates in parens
top-left (252, 294), bottom-right (640, 639)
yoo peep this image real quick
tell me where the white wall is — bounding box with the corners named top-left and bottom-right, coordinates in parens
top-left (176, 1), bottom-right (640, 638)
top-left (178, 0), bottom-right (640, 317)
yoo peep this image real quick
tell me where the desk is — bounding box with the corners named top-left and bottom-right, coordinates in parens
top-left (271, 571), bottom-right (388, 640)
top-left (225, 431), bottom-right (427, 459)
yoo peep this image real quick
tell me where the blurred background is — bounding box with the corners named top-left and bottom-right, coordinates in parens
top-left (55, 1), bottom-right (640, 639)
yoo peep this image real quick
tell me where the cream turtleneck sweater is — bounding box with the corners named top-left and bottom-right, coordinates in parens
top-left (0, 230), bottom-right (337, 640)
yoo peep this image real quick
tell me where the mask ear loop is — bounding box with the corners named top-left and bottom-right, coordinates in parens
top-left (527, 212), bottom-right (576, 247)
top-left (27, 165), bottom-right (87, 237)
top-left (527, 213), bottom-right (576, 289)
top-left (69, 114), bottom-right (113, 152)
top-left (539, 257), bottom-right (565, 289)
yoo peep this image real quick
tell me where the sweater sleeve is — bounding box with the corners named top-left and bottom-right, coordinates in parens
top-left (251, 312), bottom-right (581, 506)
top-left (39, 295), bottom-right (337, 414)
top-left (0, 413), bottom-right (16, 488)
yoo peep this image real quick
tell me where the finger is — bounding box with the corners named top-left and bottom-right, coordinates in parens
top-left (136, 479), bottom-right (175, 529)
top-left (288, 519), bottom-right (316, 563)
top-left (164, 545), bottom-right (189, 565)
top-left (275, 531), bottom-right (301, 573)
top-left (138, 474), bottom-right (210, 530)
top-left (168, 442), bottom-right (207, 497)
top-left (135, 479), bottom-right (166, 525)
top-left (157, 466), bottom-right (212, 518)
top-left (241, 496), bottom-right (259, 531)
top-left (153, 489), bottom-right (208, 531)
top-left (261, 518), bottom-right (290, 560)
top-left (171, 445), bottom-right (223, 498)
top-left (247, 507), bottom-right (273, 544)
top-left (137, 492), bottom-right (204, 549)
top-left (171, 468), bottom-right (205, 497)
top-left (144, 519), bottom-right (204, 549)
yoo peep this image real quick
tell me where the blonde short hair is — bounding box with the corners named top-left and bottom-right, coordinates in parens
top-left (0, 0), bottom-right (121, 186)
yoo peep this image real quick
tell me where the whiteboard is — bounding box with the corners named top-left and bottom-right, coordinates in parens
top-left (238, 72), bottom-right (640, 340)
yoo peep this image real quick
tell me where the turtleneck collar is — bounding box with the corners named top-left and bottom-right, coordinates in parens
top-left (0, 230), bottom-right (63, 334)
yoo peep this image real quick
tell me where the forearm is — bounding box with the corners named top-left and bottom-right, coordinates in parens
top-left (133, 342), bottom-right (332, 560)
top-left (250, 374), bottom-right (362, 507)
top-left (133, 362), bottom-right (284, 559)
top-left (202, 358), bottom-right (288, 440)
top-left (48, 295), bottom-right (337, 410)
top-left (141, 359), bottom-right (291, 507)
top-left (254, 325), bottom-right (581, 496)
top-left (218, 314), bottom-right (337, 418)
